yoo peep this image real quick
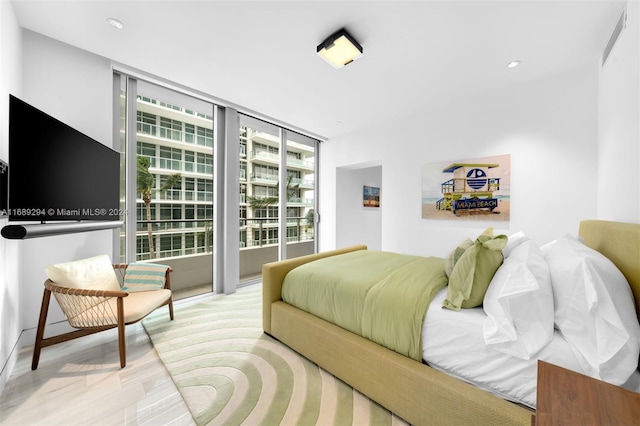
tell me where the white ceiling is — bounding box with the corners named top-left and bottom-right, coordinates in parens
top-left (11, 0), bottom-right (625, 140)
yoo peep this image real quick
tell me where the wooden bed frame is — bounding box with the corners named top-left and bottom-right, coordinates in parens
top-left (262, 220), bottom-right (640, 425)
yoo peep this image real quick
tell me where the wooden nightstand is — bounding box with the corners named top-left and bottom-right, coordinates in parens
top-left (534, 360), bottom-right (640, 425)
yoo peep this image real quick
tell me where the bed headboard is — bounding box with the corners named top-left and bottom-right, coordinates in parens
top-left (579, 220), bottom-right (640, 323)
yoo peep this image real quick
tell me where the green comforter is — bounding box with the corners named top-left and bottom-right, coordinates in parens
top-left (281, 250), bottom-right (447, 361)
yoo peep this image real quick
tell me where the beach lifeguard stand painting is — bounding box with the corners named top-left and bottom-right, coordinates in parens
top-left (437, 163), bottom-right (500, 215)
top-left (422, 154), bottom-right (510, 222)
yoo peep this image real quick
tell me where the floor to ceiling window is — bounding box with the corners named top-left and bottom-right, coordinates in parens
top-left (116, 72), bottom-right (319, 297)
top-left (117, 75), bottom-right (216, 299)
top-left (238, 115), bottom-right (317, 284)
top-left (284, 131), bottom-right (317, 259)
top-left (239, 117), bottom-right (281, 281)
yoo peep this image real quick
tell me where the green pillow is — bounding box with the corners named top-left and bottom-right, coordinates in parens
top-left (445, 238), bottom-right (474, 277)
top-left (443, 231), bottom-right (507, 310)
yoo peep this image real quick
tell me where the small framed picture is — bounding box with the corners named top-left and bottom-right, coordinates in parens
top-left (363, 185), bottom-right (380, 208)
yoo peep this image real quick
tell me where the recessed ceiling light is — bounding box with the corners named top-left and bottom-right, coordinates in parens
top-left (507, 60), bottom-right (521, 68)
top-left (107, 18), bottom-right (124, 30)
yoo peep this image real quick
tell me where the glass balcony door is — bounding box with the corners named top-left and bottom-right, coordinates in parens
top-left (285, 132), bottom-right (317, 259)
top-left (239, 116), bottom-right (281, 281)
top-left (238, 115), bottom-right (317, 284)
top-left (118, 76), bottom-right (216, 300)
top-left (116, 73), bottom-right (318, 296)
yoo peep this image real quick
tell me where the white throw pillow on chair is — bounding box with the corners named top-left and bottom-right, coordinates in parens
top-left (45, 254), bottom-right (120, 292)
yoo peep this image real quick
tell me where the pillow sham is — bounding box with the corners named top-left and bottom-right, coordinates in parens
top-left (443, 228), bottom-right (507, 310)
top-left (122, 262), bottom-right (169, 292)
top-left (444, 238), bottom-right (474, 277)
top-left (541, 234), bottom-right (640, 385)
top-left (45, 254), bottom-right (120, 292)
top-left (483, 238), bottom-right (554, 359)
top-left (502, 231), bottom-right (528, 258)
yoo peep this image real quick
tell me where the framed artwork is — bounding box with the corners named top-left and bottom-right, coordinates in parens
top-left (421, 154), bottom-right (510, 222)
top-left (363, 185), bottom-right (380, 208)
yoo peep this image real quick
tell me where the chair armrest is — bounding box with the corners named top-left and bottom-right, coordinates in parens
top-left (45, 279), bottom-right (129, 298)
top-left (44, 279), bottom-right (129, 329)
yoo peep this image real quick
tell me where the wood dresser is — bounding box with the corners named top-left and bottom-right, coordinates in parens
top-left (534, 360), bottom-right (640, 425)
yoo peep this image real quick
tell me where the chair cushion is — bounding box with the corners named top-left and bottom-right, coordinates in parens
top-left (45, 255), bottom-right (120, 292)
top-left (122, 262), bottom-right (169, 292)
top-left (79, 289), bottom-right (172, 326)
top-left (119, 289), bottom-right (172, 323)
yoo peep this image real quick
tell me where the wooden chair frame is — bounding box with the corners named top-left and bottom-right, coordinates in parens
top-left (32, 264), bottom-right (174, 370)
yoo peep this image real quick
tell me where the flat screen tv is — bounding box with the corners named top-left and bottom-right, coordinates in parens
top-left (8, 95), bottom-right (120, 222)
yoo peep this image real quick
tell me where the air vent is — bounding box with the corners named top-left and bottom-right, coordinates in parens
top-left (602, 8), bottom-right (627, 67)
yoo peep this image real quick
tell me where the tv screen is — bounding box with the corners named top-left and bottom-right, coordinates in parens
top-left (8, 95), bottom-right (120, 222)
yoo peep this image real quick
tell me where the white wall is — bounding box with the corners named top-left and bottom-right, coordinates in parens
top-left (598, 1), bottom-right (640, 222)
top-left (18, 32), bottom-right (116, 338)
top-left (320, 64), bottom-right (600, 258)
top-left (336, 164), bottom-right (382, 250)
top-left (0, 0), bottom-right (23, 393)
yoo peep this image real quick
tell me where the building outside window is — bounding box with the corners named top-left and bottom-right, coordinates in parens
top-left (132, 97), bottom-right (315, 267)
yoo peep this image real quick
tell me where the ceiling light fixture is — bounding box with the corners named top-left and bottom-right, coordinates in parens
top-left (317, 29), bottom-right (363, 69)
top-left (507, 60), bottom-right (521, 68)
top-left (107, 18), bottom-right (124, 30)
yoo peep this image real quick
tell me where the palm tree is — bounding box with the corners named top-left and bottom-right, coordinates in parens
top-left (137, 156), bottom-right (181, 259)
top-left (246, 175), bottom-right (299, 208)
top-left (305, 208), bottom-right (315, 233)
top-left (246, 175), bottom-right (299, 246)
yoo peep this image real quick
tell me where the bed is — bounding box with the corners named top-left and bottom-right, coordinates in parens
top-left (262, 220), bottom-right (640, 425)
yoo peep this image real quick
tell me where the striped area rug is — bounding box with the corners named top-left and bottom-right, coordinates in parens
top-left (142, 284), bottom-right (408, 426)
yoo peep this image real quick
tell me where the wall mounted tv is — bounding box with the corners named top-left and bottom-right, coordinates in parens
top-left (8, 95), bottom-right (120, 222)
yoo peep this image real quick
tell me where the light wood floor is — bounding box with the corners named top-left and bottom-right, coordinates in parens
top-left (0, 319), bottom-right (194, 425)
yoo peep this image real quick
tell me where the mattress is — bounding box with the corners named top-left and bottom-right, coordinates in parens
top-left (422, 287), bottom-right (640, 408)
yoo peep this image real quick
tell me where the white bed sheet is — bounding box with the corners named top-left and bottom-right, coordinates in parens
top-left (422, 288), bottom-right (640, 408)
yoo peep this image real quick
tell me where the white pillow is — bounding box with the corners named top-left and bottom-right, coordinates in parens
top-left (502, 231), bottom-right (529, 258)
top-left (483, 238), bottom-right (554, 359)
top-left (541, 234), bottom-right (640, 385)
top-left (45, 254), bottom-right (120, 292)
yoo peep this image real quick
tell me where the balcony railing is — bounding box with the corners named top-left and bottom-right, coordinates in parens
top-left (240, 217), bottom-right (314, 247)
top-left (287, 197), bottom-right (314, 206)
top-left (136, 218), bottom-right (213, 233)
top-left (289, 177), bottom-right (314, 188)
top-left (286, 157), bottom-right (314, 170)
top-left (138, 121), bottom-right (213, 147)
top-left (139, 154), bottom-right (213, 176)
top-left (251, 150), bottom-right (279, 164)
top-left (249, 150), bottom-right (314, 171)
top-left (250, 173), bottom-right (279, 184)
top-left (133, 219), bottom-right (213, 263)
top-left (136, 218), bottom-right (314, 251)
top-left (155, 190), bottom-right (213, 202)
top-left (129, 218), bottom-right (314, 299)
